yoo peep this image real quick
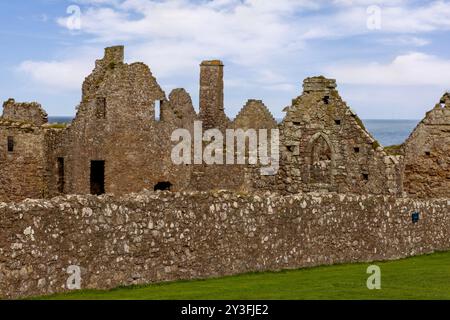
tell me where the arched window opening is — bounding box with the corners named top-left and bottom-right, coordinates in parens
top-left (310, 135), bottom-right (333, 185)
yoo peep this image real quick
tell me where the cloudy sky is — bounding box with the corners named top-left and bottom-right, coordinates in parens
top-left (0, 0), bottom-right (449, 119)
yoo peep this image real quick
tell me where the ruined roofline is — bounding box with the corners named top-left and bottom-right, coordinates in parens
top-left (233, 99), bottom-right (277, 124)
top-left (1, 98), bottom-right (48, 126)
top-left (403, 91), bottom-right (450, 147)
top-left (98, 45), bottom-right (125, 65)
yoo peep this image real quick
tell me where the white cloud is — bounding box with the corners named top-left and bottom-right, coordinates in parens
top-left (325, 52), bottom-right (450, 86)
top-left (17, 49), bottom-right (97, 92)
top-left (16, 0), bottom-right (450, 101)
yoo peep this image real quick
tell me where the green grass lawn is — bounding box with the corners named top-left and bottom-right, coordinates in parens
top-left (41, 251), bottom-right (450, 300)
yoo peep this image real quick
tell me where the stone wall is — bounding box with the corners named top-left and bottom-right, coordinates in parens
top-left (0, 190), bottom-right (448, 299)
top-left (2, 99), bottom-right (48, 126)
top-left (0, 120), bottom-right (47, 202)
top-left (403, 93), bottom-right (450, 198)
top-left (60, 46), bottom-right (193, 196)
top-left (279, 77), bottom-right (403, 195)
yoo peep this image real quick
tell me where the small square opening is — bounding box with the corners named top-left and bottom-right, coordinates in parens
top-left (425, 151), bottom-right (431, 156)
top-left (335, 119), bottom-right (341, 125)
top-left (154, 181), bottom-right (172, 192)
top-left (354, 147), bottom-right (360, 153)
top-left (362, 173), bottom-right (369, 181)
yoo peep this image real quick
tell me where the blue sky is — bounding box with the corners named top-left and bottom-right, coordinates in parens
top-left (0, 0), bottom-right (449, 119)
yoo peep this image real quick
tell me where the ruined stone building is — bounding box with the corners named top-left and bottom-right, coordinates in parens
top-left (0, 46), bottom-right (449, 202)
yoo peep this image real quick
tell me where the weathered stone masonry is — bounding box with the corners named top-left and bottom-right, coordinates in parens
top-left (0, 45), bottom-right (449, 201)
top-left (0, 46), bottom-right (449, 299)
top-left (0, 191), bottom-right (449, 299)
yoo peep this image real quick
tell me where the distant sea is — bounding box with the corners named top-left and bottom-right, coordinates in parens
top-left (363, 119), bottom-right (419, 146)
top-left (48, 117), bottom-right (419, 147)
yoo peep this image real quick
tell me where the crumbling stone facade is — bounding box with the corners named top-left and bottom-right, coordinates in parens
top-left (278, 77), bottom-right (403, 195)
top-left (403, 93), bottom-right (450, 198)
top-left (2, 99), bottom-right (48, 126)
top-left (0, 46), bottom-right (448, 201)
top-left (0, 46), bottom-right (449, 299)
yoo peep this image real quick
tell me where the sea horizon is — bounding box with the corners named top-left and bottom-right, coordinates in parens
top-left (48, 117), bottom-right (420, 146)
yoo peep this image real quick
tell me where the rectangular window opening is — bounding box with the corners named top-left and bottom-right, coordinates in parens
top-left (354, 147), bottom-right (360, 153)
top-left (412, 212), bottom-right (420, 224)
top-left (57, 157), bottom-right (65, 194)
top-left (7, 136), bottom-right (14, 152)
top-left (323, 96), bottom-right (330, 105)
top-left (90, 160), bottom-right (105, 195)
top-left (362, 173), bottom-right (369, 181)
top-left (335, 119), bottom-right (341, 125)
top-left (155, 100), bottom-right (163, 121)
top-left (96, 97), bottom-right (106, 119)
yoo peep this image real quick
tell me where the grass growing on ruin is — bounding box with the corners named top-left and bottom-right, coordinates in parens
top-left (39, 251), bottom-right (450, 300)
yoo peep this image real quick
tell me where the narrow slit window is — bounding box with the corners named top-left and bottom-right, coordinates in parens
top-left (57, 157), bottom-right (65, 193)
top-left (96, 97), bottom-right (106, 119)
top-left (155, 100), bottom-right (162, 121)
top-left (7, 136), bottom-right (14, 152)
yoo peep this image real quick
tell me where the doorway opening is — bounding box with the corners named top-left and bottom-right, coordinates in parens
top-left (90, 160), bottom-right (105, 195)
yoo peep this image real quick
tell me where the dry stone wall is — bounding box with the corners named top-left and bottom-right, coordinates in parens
top-left (0, 190), bottom-right (448, 299)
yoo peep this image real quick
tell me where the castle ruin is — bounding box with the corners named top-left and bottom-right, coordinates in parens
top-left (0, 46), bottom-right (450, 298)
top-left (0, 45), bottom-right (448, 201)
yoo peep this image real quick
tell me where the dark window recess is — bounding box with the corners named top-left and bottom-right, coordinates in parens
top-left (362, 173), bottom-right (369, 181)
top-left (425, 151), bottom-right (431, 156)
top-left (412, 212), bottom-right (420, 224)
top-left (57, 158), bottom-right (65, 193)
top-left (154, 181), bottom-right (172, 192)
top-left (293, 122), bottom-right (301, 126)
top-left (7, 136), bottom-right (14, 152)
top-left (95, 97), bottom-right (106, 118)
top-left (323, 96), bottom-right (330, 105)
top-left (354, 147), bottom-right (360, 153)
top-left (90, 161), bottom-right (105, 195)
top-left (287, 146), bottom-right (295, 152)
top-left (335, 119), bottom-right (341, 125)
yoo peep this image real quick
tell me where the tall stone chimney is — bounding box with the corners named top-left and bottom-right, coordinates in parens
top-left (103, 45), bottom-right (124, 64)
top-left (199, 60), bottom-right (229, 131)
